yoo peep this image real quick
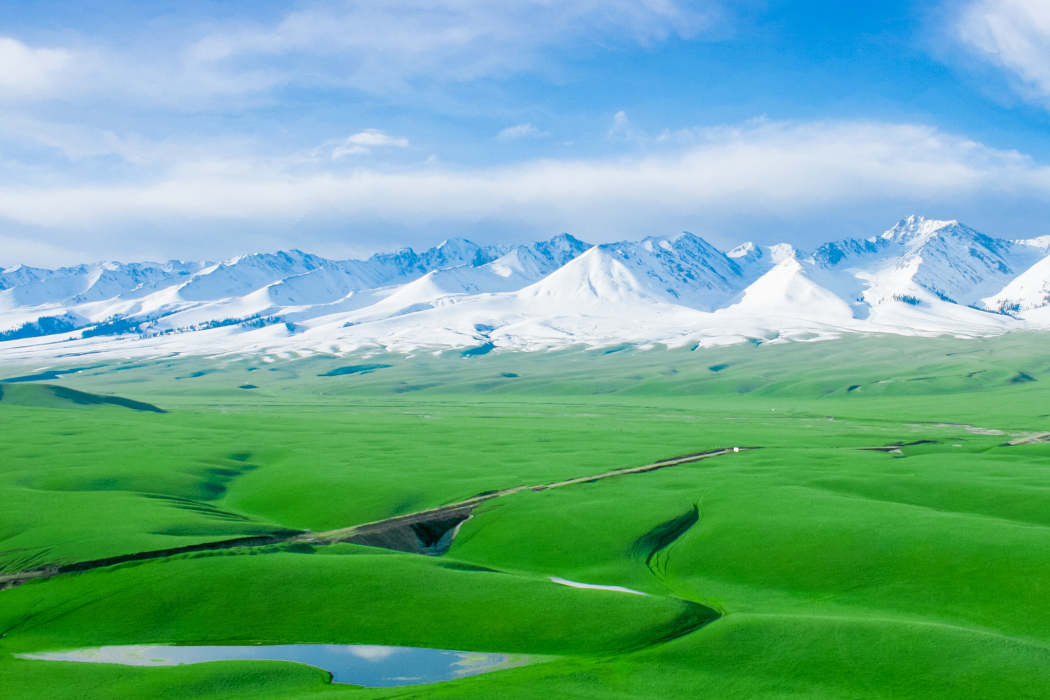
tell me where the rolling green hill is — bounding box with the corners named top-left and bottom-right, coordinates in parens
top-left (0, 383), bottom-right (166, 413)
top-left (2, 333), bottom-right (1049, 699)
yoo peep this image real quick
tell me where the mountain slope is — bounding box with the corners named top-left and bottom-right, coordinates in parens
top-left (1, 217), bottom-right (1049, 360)
top-left (594, 233), bottom-right (747, 311)
top-left (809, 216), bottom-right (1046, 310)
top-left (726, 255), bottom-right (858, 324)
top-left (983, 253), bottom-right (1050, 312)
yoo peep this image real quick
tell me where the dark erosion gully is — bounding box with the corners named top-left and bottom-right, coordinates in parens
top-left (0, 447), bottom-right (752, 590)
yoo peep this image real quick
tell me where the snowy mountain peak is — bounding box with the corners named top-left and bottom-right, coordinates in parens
top-left (221, 249), bottom-right (327, 270)
top-left (880, 215), bottom-right (959, 243)
top-left (1, 216), bottom-right (1048, 358)
top-left (811, 237), bottom-right (880, 267)
top-left (727, 242), bottom-right (757, 258)
top-left (514, 233), bottom-right (592, 269)
top-left (728, 253), bottom-right (858, 324)
top-left (1015, 235), bottom-right (1050, 251)
top-left (592, 232), bottom-right (746, 311)
top-left (983, 254), bottom-right (1050, 311)
top-left (547, 232), bottom-right (585, 245)
top-left (639, 237), bottom-right (675, 253)
top-left (535, 233), bottom-right (591, 259)
top-left (768, 243), bottom-right (798, 263)
top-left (801, 215), bottom-right (1048, 308)
top-left (519, 245), bottom-right (660, 306)
top-left (423, 238), bottom-right (486, 268)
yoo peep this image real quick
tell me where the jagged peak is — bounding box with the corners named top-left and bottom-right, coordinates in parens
top-left (532, 233), bottom-right (592, 258)
top-left (433, 237), bottom-right (480, 253)
top-left (630, 231), bottom-right (724, 258)
top-left (218, 249), bottom-right (324, 268)
top-left (643, 230), bottom-right (687, 242)
top-left (368, 246), bottom-right (420, 267)
top-left (6, 215), bottom-right (1050, 354)
top-left (672, 231), bottom-right (716, 246)
top-left (545, 232), bottom-right (588, 246)
top-left (768, 243), bottom-right (798, 263)
top-left (637, 236), bottom-right (673, 253)
top-left (811, 237), bottom-right (881, 266)
top-left (1013, 235), bottom-right (1050, 250)
top-left (880, 215), bottom-right (961, 242)
top-left (727, 242), bottom-right (757, 258)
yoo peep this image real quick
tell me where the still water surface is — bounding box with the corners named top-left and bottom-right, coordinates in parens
top-left (18, 644), bottom-right (537, 687)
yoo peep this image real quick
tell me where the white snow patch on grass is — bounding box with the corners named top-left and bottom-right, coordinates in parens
top-left (549, 577), bottom-right (648, 596)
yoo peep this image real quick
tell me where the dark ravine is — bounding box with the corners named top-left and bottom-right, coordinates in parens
top-left (860, 440), bottom-right (941, 455)
top-left (632, 504), bottom-right (701, 580)
top-left (1, 447), bottom-right (750, 590)
top-left (627, 503), bottom-right (721, 634)
top-left (300, 447), bottom-right (749, 555)
top-left (322, 505), bottom-right (477, 556)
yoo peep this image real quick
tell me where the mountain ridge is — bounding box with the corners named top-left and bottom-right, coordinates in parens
top-left (2, 217), bottom-right (1049, 359)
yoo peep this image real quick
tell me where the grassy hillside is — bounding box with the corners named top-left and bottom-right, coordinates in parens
top-left (2, 333), bottom-right (1049, 699)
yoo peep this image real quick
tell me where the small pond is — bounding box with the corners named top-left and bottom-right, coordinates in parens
top-left (18, 644), bottom-right (540, 687)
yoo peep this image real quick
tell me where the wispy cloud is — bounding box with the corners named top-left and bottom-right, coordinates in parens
top-left (3, 119), bottom-right (1048, 255)
top-left (0, 37), bottom-right (76, 100)
top-left (0, 2), bottom-right (729, 111)
top-left (607, 110), bottom-right (648, 142)
top-left (345, 130), bottom-right (410, 148)
top-left (608, 110), bottom-right (630, 137)
top-left (330, 130), bottom-right (410, 159)
top-left (203, 0), bottom-right (727, 89)
top-left (957, 0), bottom-right (1050, 105)
top-left (498, 123), bottom-right (543, 140)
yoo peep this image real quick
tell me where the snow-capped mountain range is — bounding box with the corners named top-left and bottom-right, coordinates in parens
top-left (2, 216), bottom-right (1050, 361)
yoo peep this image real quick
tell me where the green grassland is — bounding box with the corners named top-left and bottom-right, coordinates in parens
top-left (2, 333), bottom-right (1050, 698)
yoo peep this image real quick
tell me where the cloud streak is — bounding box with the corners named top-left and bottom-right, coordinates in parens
top-left (202, 0), bottom-right (727, 88)
top-left (498, 124), bottom-right (543, 140)
top-left (0, 1), bottom-right (729, 110)
top-left (2, 120), bottom-right (1048, 242)
top-left (0, 37), bottom-right (77, 100)
top-left (957, 0), bottom-right (1050, 105)
top-left (330, 130), bottom-right (410, 158)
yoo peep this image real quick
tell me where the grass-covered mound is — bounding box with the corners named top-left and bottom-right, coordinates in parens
top-left (1, 333), bottom-right (1049, 699)
top-left (0, 382), bottom-right (166, 413)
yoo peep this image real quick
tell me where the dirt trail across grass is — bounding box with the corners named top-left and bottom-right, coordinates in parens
top-left (0, 447), bottom-right (749, 590)
top-left (303, 447), bottom-right (747, 554)
top-left (1006, 432), bottom-right (1050, 446)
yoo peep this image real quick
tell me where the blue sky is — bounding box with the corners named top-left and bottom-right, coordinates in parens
top-left (2, 0), bottom-right (1050, 265)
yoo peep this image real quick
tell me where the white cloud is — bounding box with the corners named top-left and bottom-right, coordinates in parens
top-left (0, 113), bottom-right (174, 163)
top-left (0, 3), bottom-right (729, 110)
top-left (345, 130), bottom-right (409, 148)
top-left (957, 0), bottom-right (1050, 103)
top-left (190, 1), bottom-right (727, 92)
top-left (2, 120), bottom-right (1048, 241)
top-left (331, 144), bottom-right (369, 159)
top-left (0, 34), bottom-right (271, 110)
top-left (607, 110), bottom-right (647, 142)
top-left (0, 37), bottom-right (74, 99)
top-left (498, 123), bottom-right (542, 140)
top-left (608, 110), bottom-right (630, 137)
top-left (331, 130), bottom-right (409, 159)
